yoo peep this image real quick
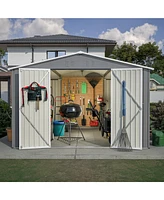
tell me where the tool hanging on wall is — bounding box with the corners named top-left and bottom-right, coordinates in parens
top-left (68, 79), bottom-right (71, 94)
top-left (64, 83), bottom-right (67, 97)
top-left (81, 82), bottom-right (87, 94)
top-left (76, 80), bottom-right (79, 94)
top-left (87, 99), bottom-right (92, 115)
top-left (81, 97), bottom-right (86, 126)
top-left (21, 81), bottom-right (48, 111)
top-left (70, 85), bottom-right (75, 101)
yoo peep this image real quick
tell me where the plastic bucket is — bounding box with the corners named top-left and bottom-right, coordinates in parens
top-left (53, 120), bottom-right (65, 136)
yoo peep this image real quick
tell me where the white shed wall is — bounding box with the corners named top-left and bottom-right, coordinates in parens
top-left (111, 69), bottom-right (142, 150)
top-left (19, 69), bottom-right (51, 149)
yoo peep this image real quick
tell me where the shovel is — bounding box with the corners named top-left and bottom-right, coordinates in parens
top-left (81, 97), bottom-right (86, 126)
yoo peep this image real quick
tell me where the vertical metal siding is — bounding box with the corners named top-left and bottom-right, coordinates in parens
top-left (103, 79), bottom-right (111, 109)
top-left (19, 68), bottom-right (51, 149)
top-left (11, 69), bottom-right (19, 148)
top-left (111, 68), bottom-right (142, 150)
top-left (142, 69), bottom-right (150, 149)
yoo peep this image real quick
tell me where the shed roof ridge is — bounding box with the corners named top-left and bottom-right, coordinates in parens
top-left (8, 51), bottom-right (153, 71)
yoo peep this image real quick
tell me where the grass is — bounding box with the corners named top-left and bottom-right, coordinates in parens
top-left (0, 159), bottom-right (164, 182)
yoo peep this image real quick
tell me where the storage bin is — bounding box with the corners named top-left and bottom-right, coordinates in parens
top-left (53, 120), bottom-right (65, 136)
top-left (152, 130), bottom-right (164, 146)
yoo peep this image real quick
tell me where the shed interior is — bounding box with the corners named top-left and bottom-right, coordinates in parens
top-left (50, 69), bottom-right (111, 147)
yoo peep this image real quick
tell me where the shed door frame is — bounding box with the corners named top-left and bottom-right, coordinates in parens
top-left (111, 68), bottom-right (143, 150)
top-left (19, 68), bottom-right (51, 149)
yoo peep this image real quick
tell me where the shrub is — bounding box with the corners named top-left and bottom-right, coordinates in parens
top-left (0, 98), bottom-right (12, 135)
top-left (150, 101), bottom-right (164, 131)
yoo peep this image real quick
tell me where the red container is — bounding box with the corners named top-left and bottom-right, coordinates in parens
top-left (89, 119), bottom-right (99, 127)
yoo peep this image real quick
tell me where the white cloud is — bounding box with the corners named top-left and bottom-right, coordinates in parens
top-left (22, 18), bottom-right (68, 37)
top-left (99, 23), bottom-right (159, 47)
top-left (0, 18), bottom-right (68, 40)
top-left (0, 19), bottom-right (12, 40)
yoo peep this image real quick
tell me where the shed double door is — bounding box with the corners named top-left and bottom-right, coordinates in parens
top-left (19, 68), bottom-right (51, 149)
top-left (111, 68), bottom-right (143, 150)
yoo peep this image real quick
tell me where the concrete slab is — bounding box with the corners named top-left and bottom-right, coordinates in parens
top-left (1, 135), bottom-right (164, 159)
top-left (1, 126), bottom-right (164, 159)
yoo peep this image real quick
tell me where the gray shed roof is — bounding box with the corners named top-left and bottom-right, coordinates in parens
top-left (0, 34), bottom-right (116, 45)
top-left (9, 51), bottom-right (154, 71)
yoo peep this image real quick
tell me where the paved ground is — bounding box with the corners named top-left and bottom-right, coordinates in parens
top-left (0, 136), bottom-right (164, 159)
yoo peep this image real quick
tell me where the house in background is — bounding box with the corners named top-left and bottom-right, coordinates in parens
top-left (0, 66), bottom-right (11, 104)
top-left (150, 73), bottom-right (164, 103)
top-left (0, 34), bottom-right (116, 105)
top-left (0, 34), bottom-right (116, 67)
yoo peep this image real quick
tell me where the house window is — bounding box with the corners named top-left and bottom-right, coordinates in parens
top-left (0, 80), bottom-right (9, 103)
top-left (47, 51), bottom-right (66, 59)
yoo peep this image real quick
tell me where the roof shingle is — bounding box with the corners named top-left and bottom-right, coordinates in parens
top-left (0, 34), bottom-right (116, 45)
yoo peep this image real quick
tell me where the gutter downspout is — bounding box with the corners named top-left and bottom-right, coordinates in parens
top-left (86, 44), bottom-right (88, 53)
top-left (31, 45), bottom-right (34, 63)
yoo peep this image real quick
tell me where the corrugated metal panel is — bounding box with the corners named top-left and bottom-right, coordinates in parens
top-left (19, 68), bottom-right (51, 149)
top-left (142, 69), bottom-right (150, 149)
top-left (111, 68), bottom-right (142, 150)
top-left (103, 79), bottom-right (111, 109)
top-left (12, 69), bottom-right (19, 148)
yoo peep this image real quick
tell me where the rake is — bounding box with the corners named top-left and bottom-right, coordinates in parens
top-left (117, 80), bottom-right (132, 151)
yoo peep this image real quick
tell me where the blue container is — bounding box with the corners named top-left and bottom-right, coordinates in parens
top-left (53, 120), bottom-right (65, 136)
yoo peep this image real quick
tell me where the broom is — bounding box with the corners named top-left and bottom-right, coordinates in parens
top-left (117, 80), bottom-right (132, 151)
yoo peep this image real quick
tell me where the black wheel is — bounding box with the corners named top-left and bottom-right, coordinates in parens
top-left (101, 128), bottom-right (104, 137)
top-left (108, 135), bottom-right (111, 144)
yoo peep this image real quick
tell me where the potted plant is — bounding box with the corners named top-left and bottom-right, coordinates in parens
top-left (0, 99), bottom-right (12, 141)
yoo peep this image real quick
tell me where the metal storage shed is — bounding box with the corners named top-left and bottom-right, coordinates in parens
top-left (9, 51), bottom-right (153, 150)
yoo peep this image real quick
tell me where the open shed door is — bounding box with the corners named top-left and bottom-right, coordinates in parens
top-left (19, 68), bottom-right (51, 149)
top-left (111, 68), bottom-right (142, 150)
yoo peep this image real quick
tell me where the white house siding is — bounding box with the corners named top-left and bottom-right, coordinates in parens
top-left (19, 69), bottom-right (51, 149)
top-left (7, 46), bottom-right (105, 65)
top-left (111, 69), bottom-right (142, 150)
top-left (150, 91), bottom-right (164, 102)
top-left (8, 47), bottom-right (32, 66)
top-left (88, 46), bottom-right (105, 57)
top-left (0, 81), bottom-right (8, 102)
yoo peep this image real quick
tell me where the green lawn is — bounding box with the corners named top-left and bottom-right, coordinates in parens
top-left (0, 159), bottom-right (164, 182)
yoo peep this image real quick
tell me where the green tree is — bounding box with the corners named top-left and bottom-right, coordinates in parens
top-left (110, 42), bottom-right (137, 63)
top-left (0, 48), bottom-right (5, 66)
top-left (136, 42), bottom-right (162, 67)
top-left (109, 42), bottom-right (164, 76)
top-left (152, 56), bottom-right (164, 77)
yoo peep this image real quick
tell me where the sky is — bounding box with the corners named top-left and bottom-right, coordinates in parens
top-left (0, 18), bottom-right (164, 53)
